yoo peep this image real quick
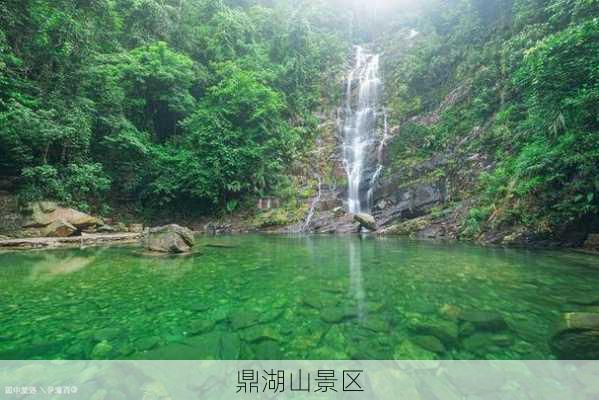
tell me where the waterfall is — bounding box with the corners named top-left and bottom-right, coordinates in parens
top-left (301, 175), bottom-right (322, 232)
top-left (342, 46), bottom-right (386, 214)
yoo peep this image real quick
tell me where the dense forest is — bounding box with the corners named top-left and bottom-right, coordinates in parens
top-left (0, 0), bottom-right (356, 217)
top-left (1, 0), bottom-right (598, 241)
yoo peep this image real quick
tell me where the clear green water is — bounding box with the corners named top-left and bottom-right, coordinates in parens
top-left (1, 235), bottom-right (598, 360)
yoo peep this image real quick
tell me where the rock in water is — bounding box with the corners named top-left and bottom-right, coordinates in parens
top-left (354, 213), bottom-right (376, 231)
top-left (146, 224), bottom-right (195, 253)
top-left (459, 310), bottom-right (508, 332)
top-left (550, 312), bottom-right (599, 359)
top-left (42, 220), bottom-right (77, 237)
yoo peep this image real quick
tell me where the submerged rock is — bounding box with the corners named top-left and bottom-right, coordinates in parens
top-left (91, 340), bottom-right (113, 359)
top-left (361, 317), bottom-right (390, 333)
top-left (188, 319), bottom-right (216, 336)
top-left (394, 340), bottom-right (438, 360)
top-left (184, 332), bottom-right (222, 359)
top-left (320, 307), bottom-right (356, 324)
top-left (253, 340), bottom-right (283, 359)
top-left (550, 312), bottom-right (599, 359)
top-left (408, 318), bottom-right (459, 347)
top-left (354, 213), bottom-right (377, 231)
top-left (412, 335), bottom-right (446, 354)
top-left (93, 327), bottom-right (123, 342)
top-left (241, 324), bottom-right (282, 343)
top-left (461, 333), bottom-right (514, 355)
top-left (135, 336), bottom-right (161, 352)
top-left (220, 333), bottom-right (241, 359)
top-left (459, 310), bottom-right (508, 332)
top-left (145, 224), bottom-right (195, 253)
top-left (230, 310), bottom-right (261, 330)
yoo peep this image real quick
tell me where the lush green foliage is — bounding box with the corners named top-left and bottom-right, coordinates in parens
top-left (0, 0), bottom-right (349, 214)
top-left (1, 0), bottom-right (597, 235)
top-left (382, 0), bottom-right (599, 235)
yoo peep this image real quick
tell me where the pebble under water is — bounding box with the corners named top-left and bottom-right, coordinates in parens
top-left (0, 235), bottom-right (598, 360)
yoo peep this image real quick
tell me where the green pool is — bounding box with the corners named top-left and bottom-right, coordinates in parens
top-left (0, 235), bottom-right (597, 360)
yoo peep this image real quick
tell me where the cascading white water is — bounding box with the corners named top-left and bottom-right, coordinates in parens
top-left (342, 46), bottom-right (386, 214)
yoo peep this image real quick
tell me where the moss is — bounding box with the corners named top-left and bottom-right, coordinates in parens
top-left (383, 216), bottom-right (431, 236)
top-left (253, 203), bottom-right (309, 229)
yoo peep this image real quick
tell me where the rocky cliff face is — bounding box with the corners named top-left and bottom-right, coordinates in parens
top-left (283, 79), bottom-right (595, 248)
top-left (0, 178), bottom-right (23, 236)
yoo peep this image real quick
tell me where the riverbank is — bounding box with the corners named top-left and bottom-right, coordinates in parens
top-left (0, 233), bottom-right (143, 250)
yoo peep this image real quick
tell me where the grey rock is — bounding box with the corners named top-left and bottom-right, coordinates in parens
top-left (146, 224), bottom-right (195, 253)
top-left (371, 177), bottom-right (446, 226)
top-left (354, 213), bottom-right (376, 231)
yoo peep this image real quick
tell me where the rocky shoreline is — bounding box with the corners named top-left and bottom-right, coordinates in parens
top-left (1, 196), bottom-right (598, 254)
top-left (0, 232), bottom-right (143, 250)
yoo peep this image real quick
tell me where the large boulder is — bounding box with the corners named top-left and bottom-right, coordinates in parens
top-left (23, 202), bottom-right (99, 230)
top-left (146, 224), bottom-right (195, 253)
top-left (42, 220), bottom-right (77, 238)
top-left (584, 234), bottom-right (599, 251)
top-left (128, 223), bottom-right (144, 233)
top-left (550, 312), bottom-right (599, 359)
top-left (354, 213), bottom-right (377, 231)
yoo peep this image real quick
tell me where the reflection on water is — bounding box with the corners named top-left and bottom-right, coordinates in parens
top-left (0, 235), bottom-right (598, 361)
top-left (29, 256), bottom-right (97, 279)
top-left (348, 238), bottom-right (365, 320)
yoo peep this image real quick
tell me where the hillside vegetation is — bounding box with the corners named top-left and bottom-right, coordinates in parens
top-left (379, 0), bottom-right (598, 240)
top-left (1, 0), bottom-right (597, 242)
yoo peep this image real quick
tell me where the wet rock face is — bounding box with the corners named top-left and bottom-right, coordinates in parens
top-left (145, 224), bottom-right (195, 253)
top-left (370, 178), bottom-right (446, 227)
top-left (551, 312), bottom-right (599, 359)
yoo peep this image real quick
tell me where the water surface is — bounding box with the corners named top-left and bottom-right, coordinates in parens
top-left (1, 235), bottom-right (598, 360)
